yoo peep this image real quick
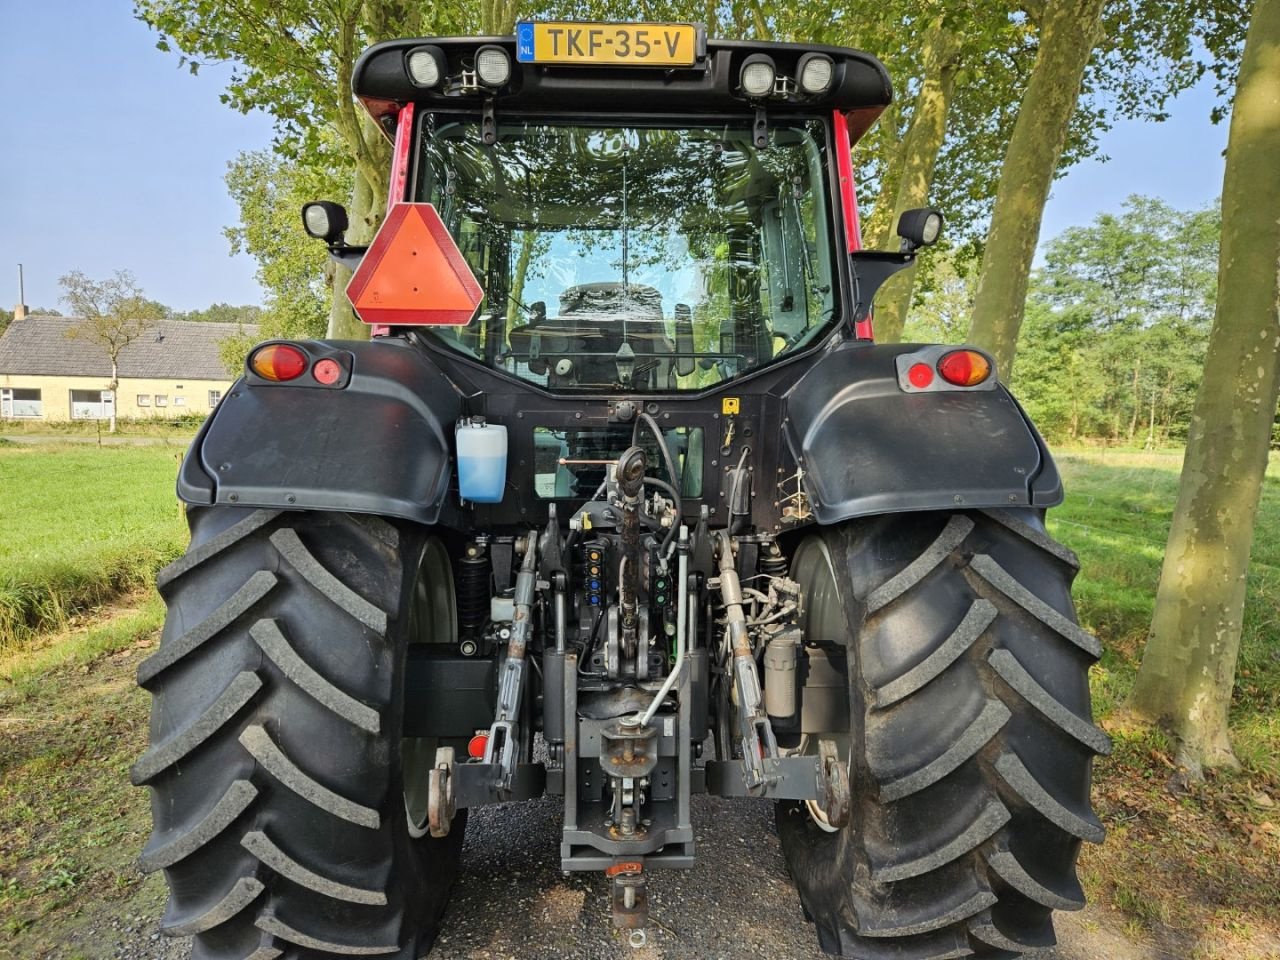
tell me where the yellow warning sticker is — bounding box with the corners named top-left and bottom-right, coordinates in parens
top-left (722, 397), bottom-right (741, 415)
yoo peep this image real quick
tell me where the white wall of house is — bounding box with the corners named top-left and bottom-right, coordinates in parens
top-left (1, 374), bottom-right (236, 420)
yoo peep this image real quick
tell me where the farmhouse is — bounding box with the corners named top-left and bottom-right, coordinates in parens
top-left (0, 315), bottom-right (255, 421)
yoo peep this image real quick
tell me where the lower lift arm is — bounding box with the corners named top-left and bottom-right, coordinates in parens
top-left (705, 531), bottom-right (850, 823)
top-left (428, 531), bottom-right (542, 836)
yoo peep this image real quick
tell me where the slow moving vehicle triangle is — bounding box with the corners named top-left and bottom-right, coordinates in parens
top-left (347, 202), bottom-right (484, 325)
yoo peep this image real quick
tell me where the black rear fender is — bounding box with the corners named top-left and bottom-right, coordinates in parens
top-left (782, 342), bottom-right (1062, 523)
top-left (178, 339), bottom-right (461, 525)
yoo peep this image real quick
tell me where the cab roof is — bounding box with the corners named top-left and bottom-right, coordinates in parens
top-left (353, 34), bottom-right (892, 144)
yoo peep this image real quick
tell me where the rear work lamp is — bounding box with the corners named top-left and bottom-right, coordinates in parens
top-left (739, 54), bottom-right (776, 98)
top-left (797, 53), bottom-right (834, 95)
top-left (406, 45), bottom-right (446, 87)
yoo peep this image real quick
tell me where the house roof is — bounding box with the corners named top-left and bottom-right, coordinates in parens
top-left (0, 317), bottom-right (258, 380)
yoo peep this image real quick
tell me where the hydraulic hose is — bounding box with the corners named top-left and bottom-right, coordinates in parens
top-left (633, 412), bottom-right (683, 529)
top-left (643, 476), bottom-right (682, 555)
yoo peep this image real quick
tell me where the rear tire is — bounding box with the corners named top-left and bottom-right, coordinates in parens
top-left (778, 510), bottom-right (1110, 959)
top-left (133, 508), bottom-right (465, 960)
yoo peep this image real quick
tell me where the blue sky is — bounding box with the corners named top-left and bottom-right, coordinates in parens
top-left (0, 4), bottom-right (1231, 313)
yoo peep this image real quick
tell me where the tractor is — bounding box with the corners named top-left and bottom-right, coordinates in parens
top-left (133, 22), bottom-right (1109, 960)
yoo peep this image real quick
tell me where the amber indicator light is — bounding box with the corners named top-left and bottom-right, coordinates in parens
top-left (250, 344), bottom-right (308, 382)
top-left (936, 350), bottom-right (991, 387)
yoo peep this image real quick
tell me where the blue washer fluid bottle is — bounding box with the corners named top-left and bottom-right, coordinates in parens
top-left (455, 416), bottom-right (508, 503)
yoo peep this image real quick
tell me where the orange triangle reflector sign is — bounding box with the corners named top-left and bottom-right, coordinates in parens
top-left (347, 203), bottom-right (484, 326)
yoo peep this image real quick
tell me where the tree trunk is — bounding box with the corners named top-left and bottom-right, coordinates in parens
top-left (868, 21), bottom-right (960, 343)
top-left (507, 231), bottom-right (536, 326)
top-left (327, 111), bottom-right (392, 341)
top-left (966, 0), bottom-right (1107, 374)
top-left (108, 359), bottom-right (118, 434)
top-left (858, 99), bottom-right (905, 251)
top-left (1131, 0), bottom-right (1280, 776)
top-left (327, 170), bottom-right (377, 340)
top-left (1128, 359), bottom-right (1141, 442)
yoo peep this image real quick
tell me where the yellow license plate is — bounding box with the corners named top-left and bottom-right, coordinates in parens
top-left (515, 21), bottom-right (700, 67)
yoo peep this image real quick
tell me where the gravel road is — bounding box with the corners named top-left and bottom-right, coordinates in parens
top-left (95, 794), bottom-right (1167, 960)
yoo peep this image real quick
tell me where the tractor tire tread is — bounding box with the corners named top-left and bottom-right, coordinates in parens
top-left (241, 830), bottom-right (388, 905)
top-left (239, 723), bottom-right (381, 829)
top-left (778, 509), bottom-right (1108, 959)
top-left (161, 877), bottom-right (265, 937)
top-left (250, 618), bottom-right (381, 733)
top-left (269, 528), bottom-right (388, 633)
top-left (874, 600), bottom-right (996, 707)
top-left (137, 508), bottom-right (462, 960)
top-left (137, 572), bottom-right (277, 686)
top-left (254, 913), bottom-right (400, 955)
top-left (156, 510), bottom-right (282, 593)
top-left (140, 779), bottom-right (259, 873)
top-left (132, 671), bottom-right (263, 785)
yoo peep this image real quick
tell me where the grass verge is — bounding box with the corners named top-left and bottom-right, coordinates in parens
top-left (0, 443), bottom-right (188, 651)
top-left (0, 597), bottom-right (167, 958)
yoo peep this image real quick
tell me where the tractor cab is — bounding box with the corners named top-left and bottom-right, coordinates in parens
top-left (338, 29), bottom-right (901, 369)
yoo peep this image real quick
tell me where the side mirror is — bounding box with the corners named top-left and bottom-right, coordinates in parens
top-left (896, 208), bottom-right (943, 252)
top-left (674, 303), bottom-right (695, 377)
top-left (302, 201), bottom-right (349, 244)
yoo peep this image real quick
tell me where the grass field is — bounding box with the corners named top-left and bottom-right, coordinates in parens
top-left (0, 441), bottom-right (1276, 957)
top-left (0, 442), bottom-right (189, 650)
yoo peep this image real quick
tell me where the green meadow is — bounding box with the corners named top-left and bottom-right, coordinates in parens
top-left (0, 441), bottom-right (188, 650)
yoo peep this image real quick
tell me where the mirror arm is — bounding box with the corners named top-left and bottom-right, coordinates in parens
top-left (326, 245), bottom-right (369, 271)
top-left (848, 251), bottom-right (915, 323)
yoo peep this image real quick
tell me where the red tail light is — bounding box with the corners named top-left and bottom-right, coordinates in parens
top-left (250, 344), bottom-right (308, 382)
top-left (312, 358), bottom-right (342, 385)
top-left (937, 350), bottom-right (992, 387)
top-left (908, 363), bottom-right (934, 388)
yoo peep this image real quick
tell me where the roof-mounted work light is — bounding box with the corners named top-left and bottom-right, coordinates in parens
top-left (739, 54), bottom-right (776, 98)
top-left (797, 53), bottom-right (834, 95)
top-left (475, 45), bottom-right (512, 86)
top-left (406, 45), bottom-right (446, 87)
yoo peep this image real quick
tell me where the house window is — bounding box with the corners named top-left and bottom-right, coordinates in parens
top-left (2, 388), bottom-right (43, 418)
top-left (70, 390), bottom-right (114, 419)
top-left (1, 389), bottom-right (43, 419)
top-left (209, 390), bottom-right (222, 408)
top-left (173, 396), bottom-right (187, 407)
top-left (154, 395), bottom-right (169, 407)
top-left (137, 394), bottom-right (151, 406)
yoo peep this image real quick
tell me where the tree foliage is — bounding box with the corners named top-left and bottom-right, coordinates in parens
top-left (135, 0), bottom-right (526, 338)
top-left (1012, 196), bottom-right (1218, 442)
top-left (218, 147), bottom-right (346, 372)
top-left (173, 302), bottom-right (264, 324)
top-left (138, 0), bottom-right (1247, 347)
